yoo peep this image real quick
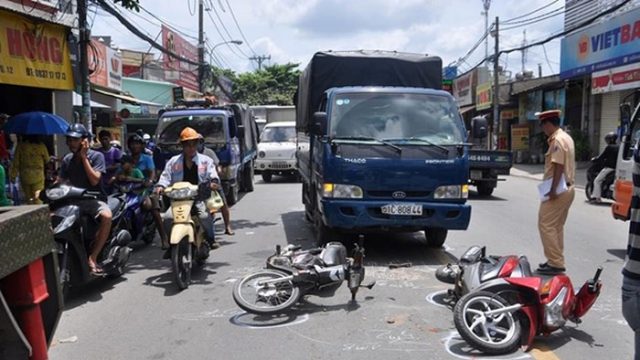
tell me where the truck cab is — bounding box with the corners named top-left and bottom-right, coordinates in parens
top-left (255, 121), bottom-right (297, 182)
top-left (155, 102), bottom-right (257, 205)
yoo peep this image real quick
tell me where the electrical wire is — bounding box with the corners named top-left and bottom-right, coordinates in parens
top-left (138, 3), bottom-right (199, 41)
top-left (500, 6), bottom-right (565, 31)
top-left (456, 0), bottom-right (632, 79)
top-left (502, 0), bottom-right (560, 24)
top-left (187, 0), bottom-right (196, 16)
top-left (205, 8), bottom-right (246, 59)
top-left (541, 43), bottom-right (555, 74)
top-left (223, 0), bottom-right (258, 57)
top-left (208, 0), bottom-right (250, 58)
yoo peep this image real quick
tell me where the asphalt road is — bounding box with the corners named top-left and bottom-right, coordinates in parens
top-left (49, 174), bottom-right (632, 360)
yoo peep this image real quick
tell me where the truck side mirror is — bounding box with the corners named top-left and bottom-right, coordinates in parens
top-left (311, 112), bottom-right (327, 136)
top-left (471, 117), bottom-right (488, 139)
top-left (237, 124), bottom-right (245, 139)
top-left (621, 103), bottom-right (632, 124)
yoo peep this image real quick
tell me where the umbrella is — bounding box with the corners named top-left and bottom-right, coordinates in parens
top-left (3, 111), bottom-right (70, 135)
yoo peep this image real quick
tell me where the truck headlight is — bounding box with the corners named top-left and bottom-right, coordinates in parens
top-left (434, 185), bottom-right (468, 199)
top-left (322, 183), bottom-right (363, 198)
top-left (258, 151), bottom-right (266, 158)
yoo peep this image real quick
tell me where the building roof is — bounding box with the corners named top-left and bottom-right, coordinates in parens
top-left (509, 75), bottom-right (563, 95)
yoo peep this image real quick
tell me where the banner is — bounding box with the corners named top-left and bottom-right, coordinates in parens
top-left (592, 62), bottom-right (640, 94)
top-left (0, 9), bottom-right (73, 90)
top-left (88, 39), bottom-right (122, 90)
top-left (476, 83), bottom-right (492, 111)
top-left (453, 71), bottom-right (473, 106)
top-left (511, 124), bottom-right (530, 151)
top-left (161, 25), bottom-right (198, 92)
top-left (560, 6), bottom-right (640, 79)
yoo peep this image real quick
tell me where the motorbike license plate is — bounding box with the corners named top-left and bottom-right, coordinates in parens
top-left (470, 170), bottom-right (483, 180)
top-left (381, 203), bottom-right (422, 216)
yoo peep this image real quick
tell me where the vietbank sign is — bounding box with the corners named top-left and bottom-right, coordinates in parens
top-left (560, 6), bottom-right (640, 79)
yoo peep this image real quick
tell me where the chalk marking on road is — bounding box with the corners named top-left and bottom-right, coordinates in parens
top-left (442, 331), bottom-right (531, 360)
top-left (230, 313), bottom-right (309, 329)
top-left (529, 344), bottom-right (561, 360)
top-left (425, 290), bottom-right (452, 309)
top-left (173, 308), bottom-right (243, 321)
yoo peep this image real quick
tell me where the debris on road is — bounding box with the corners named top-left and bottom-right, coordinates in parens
top-left (388, 262), bottom-right (412, 269)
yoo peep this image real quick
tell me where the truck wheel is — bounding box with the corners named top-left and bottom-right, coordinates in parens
top-left (425, 228), bottom-right (447, 247)
top-left (477, 183), bottom-right (494, 197)
top-left (227, 184), bottom-right (239, 206)
top-left (244, 162), bottom-right (255, 192)
top-left (262, 173), bottom-right (272, 183)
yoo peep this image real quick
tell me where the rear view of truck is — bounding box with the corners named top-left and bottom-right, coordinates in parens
top-left (296, 50), bottom-right (471, 246)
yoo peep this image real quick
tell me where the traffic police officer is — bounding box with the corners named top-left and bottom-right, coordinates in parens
top-left (536, 109), bottom-right (576, 274)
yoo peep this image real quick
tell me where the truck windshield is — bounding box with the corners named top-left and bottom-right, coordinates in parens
top-left (330, 93), bottom-right (464, 145)
top-left (157, 115), bottom-right (226, 144)
top-left (260, 126), bottom-right (296, 142)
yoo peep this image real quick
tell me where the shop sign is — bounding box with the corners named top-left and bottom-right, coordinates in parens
top-left (161, 25), bottom-right (198, 92)
top-left (88, 39), bottom-right (122, 90)
top-left (560, 6), bottom-right (640, 79)
top-left (476, 83), bottom-right (492, 111)
top-left (442, 79), bottom-right (453, 94)
top-left (453, 71), bottom-right (473, 106)
top-left (0, 9), bottom-right (73, 90)
top-left (500, 109), bottom-right (517, 120)
top-left (592, 62), bottom-right (640, 94)
top-left (511, 124), bottom-right (530, 151)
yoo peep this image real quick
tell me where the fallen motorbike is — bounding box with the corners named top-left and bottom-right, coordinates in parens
top-left (116, 181), bottom-right (156, 245)
top-left (436, 245), bottom-right (533, 302)
top-left (446, 249), bottom-right (602, 355)
top-left (42, 184), bottom-right (132, 297)
top-left (232, 237), bottom-right (374, 315)
top-left (585, 157), bottom-right (615, 201)
top-left (163, 181), bottom-right (215, 290)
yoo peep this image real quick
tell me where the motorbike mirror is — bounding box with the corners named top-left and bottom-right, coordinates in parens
top-left (621, 103), bottom-right (632, 124)
top-left (311, 112), bottom-right (327, 136)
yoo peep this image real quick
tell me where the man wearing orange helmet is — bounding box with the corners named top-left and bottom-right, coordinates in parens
top-left (154, 127), bottom-right (221, 255)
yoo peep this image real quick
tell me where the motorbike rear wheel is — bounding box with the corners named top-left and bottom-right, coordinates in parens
top-left (585, 182), bottom-right (594, 200)
top-left (233, 270), bottom-right (300, 315)
top-left (172, 237), bottom-right (193, 290)
top-left (453, 290), bottom-right (522, 355)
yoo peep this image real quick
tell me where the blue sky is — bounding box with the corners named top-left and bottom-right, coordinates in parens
top-left (91, 0), bottom-right (564, 76)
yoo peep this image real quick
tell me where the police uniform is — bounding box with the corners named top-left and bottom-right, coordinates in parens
top-left (537, 110), bottom-right (576, 270)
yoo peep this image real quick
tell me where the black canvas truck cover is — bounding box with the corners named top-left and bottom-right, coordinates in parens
top-left (296, 50), bottom-right (443, 132)
top-left (228, 103), bottom-right (257, 155)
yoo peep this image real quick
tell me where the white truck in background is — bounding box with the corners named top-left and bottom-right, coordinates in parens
top-left (251, 105), bottom-right (296, 134)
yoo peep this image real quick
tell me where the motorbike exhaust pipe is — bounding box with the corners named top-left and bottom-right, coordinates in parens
top-left (114, 229), bottom-right (132, 246)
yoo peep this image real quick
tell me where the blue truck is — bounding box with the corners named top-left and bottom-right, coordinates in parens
top-left (154, 102), bottom-right (258, 205)
top-left (296, 50), bottom-right (471, 246)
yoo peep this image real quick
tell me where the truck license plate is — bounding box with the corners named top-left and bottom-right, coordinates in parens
top-left (470, 170), bottom-right (483, 180)
top-left (381, 203), bottom-right (422, 216)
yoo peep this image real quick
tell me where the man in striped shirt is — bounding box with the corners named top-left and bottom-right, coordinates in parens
top-left (623, 139), bottom-right (640, 360)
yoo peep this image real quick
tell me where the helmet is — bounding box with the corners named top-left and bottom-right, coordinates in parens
top-left (127, 133), bottom-right (144, 145)
top-left (142, 133), bottom-right (151, 142)
top-left (180, 127), bottom-right (200, 142)
top-left (66, 123), bottom-right (89, 139)
top-left (605, 132), bottom-right (617, 145)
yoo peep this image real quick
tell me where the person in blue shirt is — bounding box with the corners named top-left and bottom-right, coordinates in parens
top-left (127, 134), bottom-right (168, 248)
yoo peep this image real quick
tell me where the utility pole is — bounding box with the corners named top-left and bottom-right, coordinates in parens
top-left (198, 0), bottom-right (205, 93)
top-left (521, 29), bottom-right (527, 74)
top-left (78, 0), bottom-right (92, 131)
top-left (492, 16), bottom-right (500, 150)
top-left (249, 55), bottom-right (271, 70)
top-left (482, 0), bottom-right (491, 66)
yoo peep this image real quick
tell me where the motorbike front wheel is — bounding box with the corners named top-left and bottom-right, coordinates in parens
top-left (585, 182), bottom-right (594, 200)
top-left (453, 290), bottom-right (522, 355)
top-left (172, 237), bottom-right (193, 290)
top-left (233, 270), bottom-right (301, 315)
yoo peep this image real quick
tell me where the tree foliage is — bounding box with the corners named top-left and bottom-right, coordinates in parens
top-left (224, 63), bottom-right (300, 106)
top-left (113, 0), bottom-right (140, 11)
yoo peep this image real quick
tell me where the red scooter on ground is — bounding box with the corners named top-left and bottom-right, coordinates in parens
top-left (448, 249), bottom-right (602, 355)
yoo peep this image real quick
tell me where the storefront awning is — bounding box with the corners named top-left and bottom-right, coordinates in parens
top-left (510, 75), bottom-right (562, 95)
top-left (459, 105), bottom-right (475, 114)
top-left (72, 92), bottom-right (111, 109)
top-left (92, 88), bottom-right (163, 107)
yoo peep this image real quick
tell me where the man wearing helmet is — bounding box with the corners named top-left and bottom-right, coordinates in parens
top-left (57, 123), bottom-right (112, 275)
top-left (154, 127), bottom-right (220, 256)
top-left (591, 132), bottom-right (619, 203)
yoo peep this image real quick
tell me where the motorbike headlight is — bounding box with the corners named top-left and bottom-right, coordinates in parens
top-left (46, 185), bottom-right (70, 201)
top-left (434, 185), bottom-right (468, 199)
top-left (166, 188), bottom-right (198, 200)
top-left (323, 183), bottom-right (363, 198)
top-left (544, 286), bottom-right (568, 329)
top-left (53, 214), bottom-right (77, 234)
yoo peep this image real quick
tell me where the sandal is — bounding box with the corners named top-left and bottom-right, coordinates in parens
top-left (89, 264), bottom-right (105, 276)
top-left (224, 229), bottom-right (235, 236)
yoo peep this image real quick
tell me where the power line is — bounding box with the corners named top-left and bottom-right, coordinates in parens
top-left (208, 0), bottom-right (250, 58)
top-left (204, 5), bottom-right (246, 59)
top-left (456, 0), bottom-right (632, 79)
top-left (541, 43), bottom-right (555, 74)
top-left (223, 0), bottom-right (257, 57)
top-left (137, 3), bottom-right (199, 41)
top-left (500, 6), bottom-right (565, 31)
top-left (502, 0), bottom-right (560, 24)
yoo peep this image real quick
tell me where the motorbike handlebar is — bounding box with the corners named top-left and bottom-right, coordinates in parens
top-left (593, 266), bottom-right (603, 283)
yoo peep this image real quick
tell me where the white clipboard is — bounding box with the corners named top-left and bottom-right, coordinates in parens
top-left (537, 174), bottom-right (569, 202)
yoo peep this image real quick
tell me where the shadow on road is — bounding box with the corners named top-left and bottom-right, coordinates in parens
top-left (63, 276), bottom-right (127, 310)
top-left (468, 192), bottom-right (508, 201)
top-left (607, 248), bottom-right (627, 260)
top-left (533, 326), bottom-right (600, 351)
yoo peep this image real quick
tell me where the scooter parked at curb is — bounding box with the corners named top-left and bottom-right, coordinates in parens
top-left (42, 184), bottom-right (132, 298)
top-left (232, 236), bottom-right (374, 315)
top-left (445, 247), bottom-right (602, 355)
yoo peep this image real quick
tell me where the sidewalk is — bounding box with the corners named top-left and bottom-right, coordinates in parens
top-left (509, 161), bottom-right (589, 189)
